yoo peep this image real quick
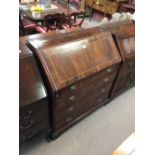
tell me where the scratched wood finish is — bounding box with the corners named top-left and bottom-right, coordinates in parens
top-left (19, 40), bottom-right (50, 144)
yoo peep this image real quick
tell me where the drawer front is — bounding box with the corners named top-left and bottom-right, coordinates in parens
top-left (20, 99), bottom-right (49, 133)
top-left (20, 119), bottom-right (48, 144)
top-left (55, 92), bottom-right (109, 130)
top-left (19, 109), bottom-right (48, 133)
top-left (20, 98), bottom-right (48, 122)
top-left (56, 65), bottom-right (118, 97)
top-left (56, 71), bottom-right (117, 110)
top-left (55, 82), bottom-right (113, 122)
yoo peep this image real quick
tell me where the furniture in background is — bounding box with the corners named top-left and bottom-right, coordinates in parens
top-left (62, 11), bottom-right (86, 28)
top-left (85, 0), bottom-right (119, 17)
top-left (44, 13), bottom-right (66, 31)
top-left (19, 12), bottom-right (39, 35)
top-left (111, 23), bottom-right (135, 97)
top-left (19, 1), bottom-right (85, 23)
top-left (19, 40), bottom-right (50, 144)
top-left (119, 0), bottom-right (135, 13)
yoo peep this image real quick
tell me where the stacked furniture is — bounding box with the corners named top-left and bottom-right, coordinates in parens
top-left (19, 40), bottom-right (50, 144)
top-left (19, 21), bottom-right (135, 142)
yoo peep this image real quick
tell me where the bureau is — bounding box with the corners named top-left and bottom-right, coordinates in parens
top-left (27, 30), bottom-right (122, 139)
top-left (19, 40), bottom-right (50, 144)
top-left (19, 22), bottom-right (135, 141)
top-left (110, 23), bottom-right (135, 97)
top-left (85, 0), bottom-right (119, 15)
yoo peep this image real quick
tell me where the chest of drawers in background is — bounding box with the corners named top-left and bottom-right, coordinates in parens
top-left (85, 0), bottom-right (119, 15)
top-left (110, 23), bottom-right (135, 97)
top-left (27, 30), bottom-right (122, 139)
top-left (19, 41), bottom-right (50, 144)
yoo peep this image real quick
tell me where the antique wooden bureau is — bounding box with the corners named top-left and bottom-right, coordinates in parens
top-left (27, 30), bottom-right (122, 139)
top-left (19, 41), bottom-right (50, 144)
top-left (110, 23), bottom-right (135, 97)
top-left (19, 21), bottom-right (135, 141)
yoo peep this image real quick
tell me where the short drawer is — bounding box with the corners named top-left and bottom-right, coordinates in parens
top-left (55, 71), bottom-right (117, 110)
top-left (19, 109), bottom-right (48, 133)
top-left (55, 92), bottom-right (109, 130)
top-left (19, 118), bottom-right (48, 144)
top-left (19, 98), bottom-right (48, 121)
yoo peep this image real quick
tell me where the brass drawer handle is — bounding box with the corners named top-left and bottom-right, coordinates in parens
top-left (107, 68), bottom-right (112, 73)
top-left (101, 88), bottom-right (105, 93)
top-left (70, 85), bottom-right (77, 90)
top-left (68, 106), bottom-right (74, 112)
top-left (20, 110), bottom-right (32, 120)
top-left (20, 120), bottom-right (34, 130)
top-left (104, 78), bottom-right (109, 82)
top-left (23, 130), bottom-right (36, 140)
top-left (66, 117), bottom-right (72, 123)
top-left (69, 96), bottom-right (76, 101)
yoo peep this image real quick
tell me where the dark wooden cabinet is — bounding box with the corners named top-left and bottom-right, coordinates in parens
top-left (110, 23), bottom-right (135, 97)
top-left (27, 30), bottom-right (122, 138)
top-left (19, 41), bottom-right (50, 144)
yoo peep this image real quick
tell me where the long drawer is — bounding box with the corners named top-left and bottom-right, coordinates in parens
top-left (55, 92), bottom-right (109, 130)
top-left (20, 109), bottom-right (48, 133)
top-left (56, 71), bottom-right (117, 110)
top-left (55, 81), bottom-right (113, 122)
top-left (19, 99), bottom-right (49, 133)
top-left (20, 98), bottom-right (48, 121)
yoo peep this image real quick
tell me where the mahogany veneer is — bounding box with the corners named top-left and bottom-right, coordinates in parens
top-left (27, 30), bottom-right (122, 138)
top-left (19, 22), bottom-right (135, 141)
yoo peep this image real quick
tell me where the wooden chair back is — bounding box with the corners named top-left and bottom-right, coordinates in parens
top-left (44, 13), bottom-right (65, 32)
top-left (69, 11), bottom-right (86, 27)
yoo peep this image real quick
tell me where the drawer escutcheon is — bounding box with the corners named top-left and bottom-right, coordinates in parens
top-left (70, 85), bottom-right (77, 90)
top-left (107, 68), bottom-right (112, 73)
top-left (69, 96), bottom-right (76, 101)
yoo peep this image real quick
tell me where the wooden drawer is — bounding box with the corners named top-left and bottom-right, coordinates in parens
top-left (56, 65), bottom-right (118, 97)
top-left (19, 109), bottom-right (48, 133)
top-left (55, 92), bottom-right (109, 130)
top-left (19, 98), bottom-right (48, 122)
top-left (55, 81), bottom-right (113, 122)
top-left (55, 71), bottom-right (117, 110)
top-left (19, 118), bottom-right (48, 144)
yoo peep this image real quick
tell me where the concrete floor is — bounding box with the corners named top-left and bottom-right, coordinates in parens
top-left (20, 87), bottom-right (135, 155)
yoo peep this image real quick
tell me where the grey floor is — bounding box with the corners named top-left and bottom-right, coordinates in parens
top-left (20, 87), bottom-right (135, 155)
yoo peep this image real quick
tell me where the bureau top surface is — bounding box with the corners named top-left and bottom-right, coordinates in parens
top-left (28, 31), bottom-right (121, 91)
top-left (19, 42), bottom-right (47, 108)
